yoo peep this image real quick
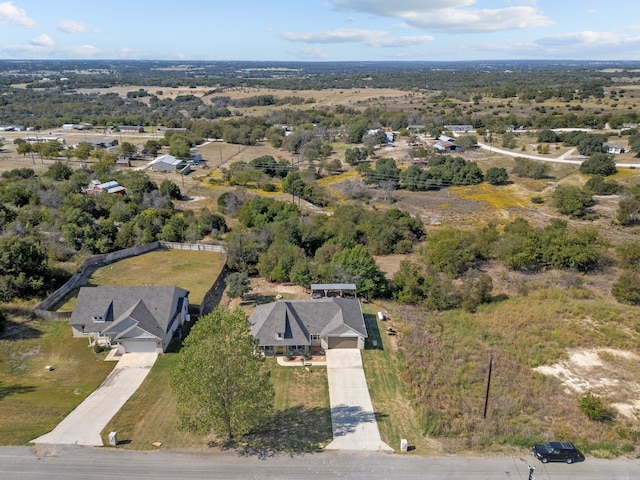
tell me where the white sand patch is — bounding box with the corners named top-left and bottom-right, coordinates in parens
top-left (534, 348), bottom-right (640, 419)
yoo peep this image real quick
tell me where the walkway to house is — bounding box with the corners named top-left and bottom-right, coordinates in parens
top-left (31, 353), bottom-right (158, 446)
top-left (324, 349), bottom-right (393, 451)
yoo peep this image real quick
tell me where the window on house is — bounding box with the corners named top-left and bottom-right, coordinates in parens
top-left (275, 332), bottom-right (284, 339)
top-left (311, 334), bottom-right (320, 340)
top-left (264, 346), bottom-right (273, 351)
top-left (91, 315), bottom-right (105, 322)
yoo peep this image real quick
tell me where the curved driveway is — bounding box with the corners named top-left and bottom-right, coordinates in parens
top-left (325, 349), bottom-right (393, 451)
top-left (32, 353), bottom-right (157, 446)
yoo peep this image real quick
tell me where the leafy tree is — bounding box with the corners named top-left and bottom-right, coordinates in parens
top-left (537, 129), bottom-right (561, 143)
top-left (458, 269), bottom-right (493, 312)
top-left (198, 208), bottom-right (227, 235)
top-left (612, 270), bottom-right (640, 305)
top-left (44, 161), bottom-right (73, 181)
top-left (579, 153), bottom-right (617, 176)
top-left (74, 141), bottom-right (93, 161)
top-left (328, 245), bottom-right (388, 300)
top-left (171, 308), bottom-right (274, 439)
top-left (159, 179), bottom-right (182, 199)
top-left (225, 229), bottom-right (265, 274)
top-left (552, 186), bottom-right (593, 218)
top-left (618, 197), bottom-right (640, 226)
top-left (392, 261), bottom-right (426, 304)
top-left (512, 157), bottom-right (549, 179)
top-left (485, 167), bottom-right (509, 185)
top-left (616, 241), bottom-right (640, 269)
top-left (0, 234), bottom-right (51, 301)
top-left (628, 132), bottom-right (640, 156)
top-left (584, 175), bottom-right (621, 195)
top-left (119, 142), bottom-right (137, 156)
top-left (16, 142), bottom-right (32, 156)
top-left (144, 139), bottom-right (162, 157)
top-left (225, 272), bottom-right (250, 299)
top-left (169, 138), bottom-right (191, 159)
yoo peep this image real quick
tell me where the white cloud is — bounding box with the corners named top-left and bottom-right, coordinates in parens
top-left (536, 30), bottom-right (639, 48)
top-left (30, 34), bottom-right (53, 47)
top-left (287, 47), bottom-right (329, 60)
top-left (0, 43), bottom-right (185, 60)
top-left (330, 0), bottom-right (553, 33)
top-left (0, 1), bottom-right (35, 27)
top-left (57, 19), bottom-right (97, 34)
top-left (282, 28), bottom-right (388, 44)
top-left (281, 28), bottom-right (433, 48)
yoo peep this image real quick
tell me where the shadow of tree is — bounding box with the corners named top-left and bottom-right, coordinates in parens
top-left (242, 293), bottom-right (277, 306)
top-left (363, 313), bottom-right (384, 350)
top-left (330, 404), bottom-right (387, 437)
top-left (0, 381), bottom-right (36, 400)
top-left (0, 319), bottom-right (42, 341)
top-left (215, 406), bottom-right (333, 458)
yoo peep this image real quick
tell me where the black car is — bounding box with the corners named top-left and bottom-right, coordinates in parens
top-left (532, 441), bottom-right (584, 464)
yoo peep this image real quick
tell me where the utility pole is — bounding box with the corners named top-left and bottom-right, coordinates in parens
top-left (483, 354), bottom-right (493, 419)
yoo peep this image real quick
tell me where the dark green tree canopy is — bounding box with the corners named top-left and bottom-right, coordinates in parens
top-left (579, 153), bottom-right (617, 176)
top-left (171, 308), bottom-right (274, 439)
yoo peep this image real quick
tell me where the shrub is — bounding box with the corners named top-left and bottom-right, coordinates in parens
top-left (578, 391), bottom-right (609, 421)
top-left (531, 196), bottom-right (544, 204)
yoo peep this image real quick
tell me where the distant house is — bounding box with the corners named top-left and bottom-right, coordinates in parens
top-left (147, 154), bottom-right (186, 171)
top-left (118, 125), bottom-right (144, 133)
top-left (116, 157), bottom-right (131, 168)
top-left (86, 179), bottom-right (126, 195)
top-left (438, 135), bottom-right (456, 143)
top-left (434, 140), bottom-right (459, 153)
top-left (605, 143), bottom-right (624, 154)
top-left (444, 125), bottom-right (474, 132)
top-left (250, 297), bottom-right (367, 355)
top-left (86, 139), bottom-right (118, 149)
top-left (407, 125), bottom-right (425, 133)
top-left (62, 123), bottom-right (92, 130)
top-left (26, 136), bottom-right (65, 144)
top-left (69, 286), bottom-right (190, 354)
top-left (157, 126), bottom-right (187, 133)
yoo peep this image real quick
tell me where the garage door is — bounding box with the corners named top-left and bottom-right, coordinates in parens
top-left (328, 337), bottom-right (358, 349)
top-left (120, 340), bottom-right (158, 353)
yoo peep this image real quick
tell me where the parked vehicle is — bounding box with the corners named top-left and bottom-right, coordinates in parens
top-left (532, 442), bottom-right (584, 464)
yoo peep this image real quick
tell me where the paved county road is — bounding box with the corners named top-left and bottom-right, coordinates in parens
top-left (1, 446), bottom-right (639, 480)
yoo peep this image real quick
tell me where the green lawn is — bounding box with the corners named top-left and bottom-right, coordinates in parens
top-left (56, 249), bottom-right (226, 312)
top-left (103, 354), bottom-right (332, 452)
top-left (0, 319), bottom-right (115, 445)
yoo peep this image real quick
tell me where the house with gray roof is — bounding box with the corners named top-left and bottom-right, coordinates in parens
top-left (249, 297), bottom-right (367, 355)
top-left (147, 154), bottom-right (186, 171)
top-left (69, 286), bottom-right (190, 353)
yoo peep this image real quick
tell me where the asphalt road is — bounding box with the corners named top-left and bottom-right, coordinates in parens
top-left (1, 446), bottom-right (639, 480)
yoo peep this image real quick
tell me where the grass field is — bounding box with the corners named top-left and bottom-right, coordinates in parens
top-left (55, 249), bottom-right (226, 312)
top-left (0, 319), bottom-right (115, 445)
top-left (103, 353), bottom-right (332, 452)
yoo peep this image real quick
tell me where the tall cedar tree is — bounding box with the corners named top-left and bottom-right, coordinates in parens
top-left (171, 308), bottom-right (274, 439)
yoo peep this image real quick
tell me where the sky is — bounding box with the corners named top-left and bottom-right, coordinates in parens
top-left (0, 0), bottom-right (639, 62)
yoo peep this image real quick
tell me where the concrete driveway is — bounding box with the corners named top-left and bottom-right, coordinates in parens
top-left (325, 349), bottom-right (393, 451)
top-left (32, 353), bottom-right (158, 446)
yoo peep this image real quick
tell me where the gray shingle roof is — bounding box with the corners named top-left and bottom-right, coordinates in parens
top-left (249, 298), bottom-right (366, 347)
top-left (70, 286), bottom-right (189, 342)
